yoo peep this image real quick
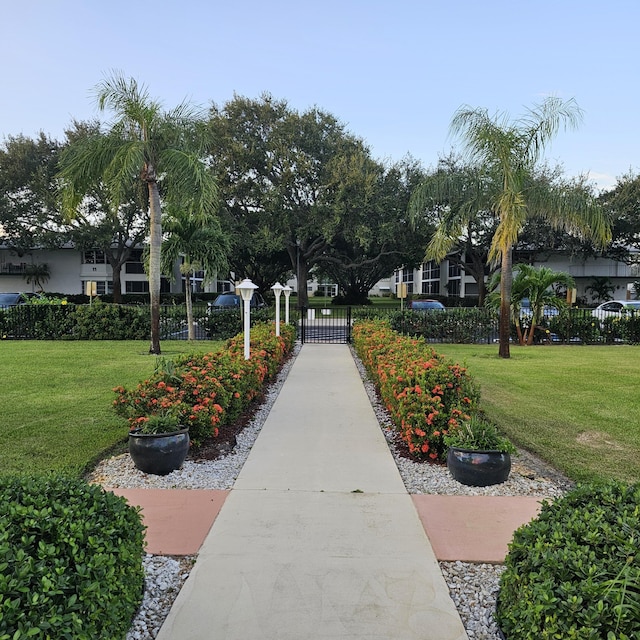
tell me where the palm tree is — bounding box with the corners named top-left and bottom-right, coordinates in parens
top-left (24, 262), bottom-right (50, 291)
top-left (488, 265), bottom-right (574, 345)
top-left (410, 97), bottom-right (611, 357)
top-left (161, 202), bottom-right (229, 340)
top-left (59, 73), bottom-right (217, 354)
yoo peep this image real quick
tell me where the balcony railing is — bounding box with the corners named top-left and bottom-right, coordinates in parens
top-left (0, 263), bottom-right (27, 275)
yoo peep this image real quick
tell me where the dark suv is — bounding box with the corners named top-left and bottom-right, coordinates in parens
top-left (207, 292), bottom-right (267, 311)
top-left (0, 292), bottom-right (41, 309)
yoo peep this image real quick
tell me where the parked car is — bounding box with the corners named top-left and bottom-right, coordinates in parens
top-left (407, 299), bottom-right (445, 311)
top-left (207, 292), bottom-right (267, 312)
top-left (519, 298), bottom-right (561, 318)
top-left (591, 300), bottom-right (640, 318)
top-left (0, 292), bottom-right (41, 309)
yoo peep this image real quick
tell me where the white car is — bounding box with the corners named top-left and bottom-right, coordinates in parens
top-left (591, 300), bottom-right (640, 319)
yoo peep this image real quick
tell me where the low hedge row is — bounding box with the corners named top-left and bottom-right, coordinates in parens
top-left (0, 303), bottom-right (275, 341)
top-left (497, 481), bottom-right (640, 639)
top-left (0, 475), bottom-right (145, 639)
top-left (113, 322), bottom-right (296, 446)
top-left (352, 320), bottom-right (479, 461)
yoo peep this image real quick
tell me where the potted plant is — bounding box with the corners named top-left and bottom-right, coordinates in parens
top-left (128, 412), bottom-right (190, 476)
top-left (445, 415), bottom-right (516, 487)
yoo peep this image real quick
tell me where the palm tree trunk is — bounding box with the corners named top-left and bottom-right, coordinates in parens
top-left (148, 179), bottom-right (162, 355)
top-left (526, 322), bottom-right (536, 345)
top-left (185, 272), bottom-right (195, 341)
top-left (498, 246), bottom-right (513, 358)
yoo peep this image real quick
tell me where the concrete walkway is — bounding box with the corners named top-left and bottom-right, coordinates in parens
top-left (156, 344), bottom-right (469, 640)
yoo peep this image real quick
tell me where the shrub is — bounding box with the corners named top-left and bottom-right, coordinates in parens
top-left (353, 320), bottom-right (479, 461)
top-left (497, 481), bottom-right (640, 639)
top-left (73, 302), bottom-right (150, 340)
top-left (203, 307), bottom-right (273, 340)
top-left (392, 308), bottom-right (497, 344)
top-left (0, 475), bottom-right (145, 639)
top-left (549, 310), bottom-right (601, 344)
top-left (0, 305), bottom-right (76, 340)
top-left (114, 322), bottom-right (296, 446)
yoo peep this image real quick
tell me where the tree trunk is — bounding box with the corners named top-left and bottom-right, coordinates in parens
top-left (525, 322), bottom-right (536, 345)
top-left (498, 245), bottom-right (513, 358)
top-left (111, 262), bottom-right (123, 304)
top-left (297, 258), bottom-right (309, 309)
top-left (148, 179), bottom-right (162, 355)
top-left (185, 272), bottom-right (195, 341)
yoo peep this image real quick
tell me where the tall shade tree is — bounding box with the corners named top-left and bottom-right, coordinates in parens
top-left (58, 73), bottom-right (217, 354)
top-left (0, 133), bottom-right (64, 251)
top-left (161, 201), bottom-right (229, 340)
top-left (209, 94), bottom-right (366, 308)
top-left (410, 97), bottom-right (611, 357)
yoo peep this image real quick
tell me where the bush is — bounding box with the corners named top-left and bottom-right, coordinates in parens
top-left (203, 307), bottom-right (273, 340)
top-left (73, 302), bottom-right (150, 340)
top-left (392, 308), bottom-right (497, 344)
top-left (0, 305), bottom-right (76, 339)
top-left (497, 481), bottom-right (640, 639)
top-left (114, 322), bottom-right (296, 446)
top-left (0, 475), bottom-right (145, 639)
top-left (352, 320), bottom-right (479, 461)
top-left (549, 310), bottom-right (601, 344)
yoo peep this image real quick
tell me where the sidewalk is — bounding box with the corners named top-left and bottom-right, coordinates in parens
top-left (154, 343), bottom-right (469, 640)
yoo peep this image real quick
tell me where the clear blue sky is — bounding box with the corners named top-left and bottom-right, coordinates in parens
top-left (2, 0), bottom-right (638, 190)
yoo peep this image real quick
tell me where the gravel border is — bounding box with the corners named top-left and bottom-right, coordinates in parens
top-left (88, 343), bottom-right (572, 640)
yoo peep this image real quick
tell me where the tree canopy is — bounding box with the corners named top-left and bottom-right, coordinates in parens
top-left (59, 73), bottom-right (219, 353)
top-left (410, 97), bottom-right (611, 358)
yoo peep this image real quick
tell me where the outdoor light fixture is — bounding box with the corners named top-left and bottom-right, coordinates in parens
top-left (236, 278), bottom-right (258, 359)
top-left (283, 285), bottom-right (292, 324)
top-left (271, 282), bottom-right (284, 337)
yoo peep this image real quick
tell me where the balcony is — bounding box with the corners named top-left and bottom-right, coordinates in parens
top-left (0, 263), bottom-right (27, 276)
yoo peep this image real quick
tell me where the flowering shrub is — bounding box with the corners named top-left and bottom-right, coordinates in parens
top-left (114, 322), bottom-right (296, 446)
top-left (353, 320), bottom-right (479, 461)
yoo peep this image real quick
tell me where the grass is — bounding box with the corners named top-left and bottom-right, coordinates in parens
top-left (3, 339), bottom-right (638, 485)
top-left (437, 344), bottom-right (640, 484)
top-left (0, 340), bottom-right (222, 478)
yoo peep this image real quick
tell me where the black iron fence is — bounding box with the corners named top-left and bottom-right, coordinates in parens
top-left (1, 302), bottom-right (639, 345)
top-left (299, 307), bottom-right (352, 343)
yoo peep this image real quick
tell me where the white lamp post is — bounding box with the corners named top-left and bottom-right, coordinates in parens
top-left (236, 278), bottom-right (258, 359)
top-left (271, 282), bottom-right (284, 337)
top-left (283, 285), bottom-right (292, 324)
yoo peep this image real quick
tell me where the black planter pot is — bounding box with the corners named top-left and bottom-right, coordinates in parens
top-left (447, 446), bottom-right (511, 487)
top-left (128, 428), bottom-right (190, 476)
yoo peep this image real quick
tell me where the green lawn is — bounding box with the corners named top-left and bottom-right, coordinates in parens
top-left (437, 344), bottom-right (640, 484)
top-left (0, 340), bottom-right (221, 477)
top-left (2, 340), bottom-right (638, 485)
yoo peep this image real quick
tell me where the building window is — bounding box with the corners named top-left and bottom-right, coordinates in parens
top-left (82, 250), bottom-right (107, 264)
top-left (401, 268), bottom-right (414, 294)
top-left (126, 280), bottom-right (149, 294)
top-left (422, 280), bottom-right (440, 295)
top-left (447, 279), bottom-right (460, 296)
top-left (421, 260), bottom-right (440, 295)
top-left (125, 249), bottom-right (145, 274)
top-left (446, 260), bottom-right (462, 297)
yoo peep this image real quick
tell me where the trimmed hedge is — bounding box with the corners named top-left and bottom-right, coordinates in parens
top-left (0, 475), bottom-right (145, 639)
top-left (352, 320), bottom-right (479, 461)
top-left (114, 322), bottom-right (296, 446)
top-left (497, 481), bottom-right (640, 639)
top-left (0, 303), bottom-right (276, 341)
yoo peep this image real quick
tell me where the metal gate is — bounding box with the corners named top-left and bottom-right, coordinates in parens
top-left (299, 307), bottom-right (352, 344)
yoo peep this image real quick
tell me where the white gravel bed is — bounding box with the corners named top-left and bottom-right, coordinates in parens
top-left (88, 343), bottom-right (571, 640)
